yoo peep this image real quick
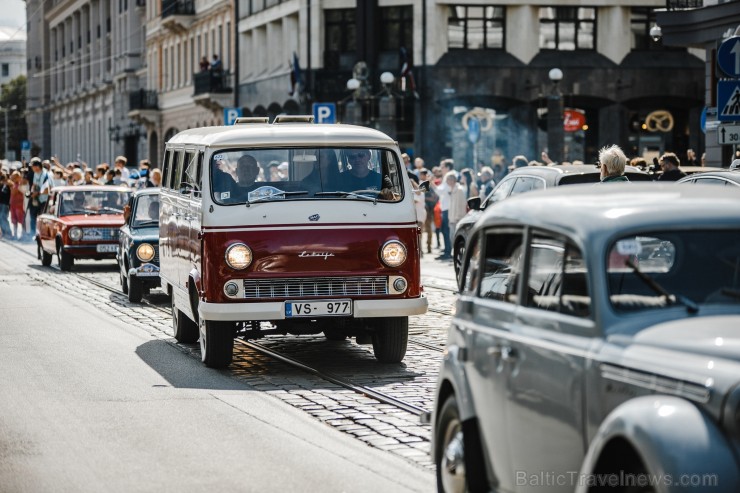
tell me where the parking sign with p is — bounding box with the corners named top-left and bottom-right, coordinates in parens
top-left (224, 107), bottom-right (243, 125)
top-left (313, 103), bottom-right (336, 124)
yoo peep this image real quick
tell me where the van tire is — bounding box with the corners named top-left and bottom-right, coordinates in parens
top-left (172, 297), bottom-right (198, 343)
top-left (371, 317), bottom-right (408, 363)
top-left (199, 320), bottom-right (234, 368)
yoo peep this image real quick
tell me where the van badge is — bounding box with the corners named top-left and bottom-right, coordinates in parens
top-left (309, 214), bottom-right (320, 221)
top-left (299, 251), bottom-right (335, 260)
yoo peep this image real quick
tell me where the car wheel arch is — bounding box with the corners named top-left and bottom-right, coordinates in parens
top-left (576, 395), bottom-right (740, 493)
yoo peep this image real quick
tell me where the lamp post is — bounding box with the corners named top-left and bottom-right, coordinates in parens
top-left (2, 105), bottom-right (18, 160)
top-left (343, 70), bottom-right (398, 137)
top-left (547, 68), bottom-right (564, 164)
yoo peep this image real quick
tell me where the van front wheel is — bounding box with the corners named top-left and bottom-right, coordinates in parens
top-left (199, 320), bottom-right (234, 368)
top-left (371, 317), bottom-right (408, 363)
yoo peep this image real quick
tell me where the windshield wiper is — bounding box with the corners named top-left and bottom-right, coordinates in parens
top-left (246, 191), bottom-right (308, 207)
top-left (99, 206), bottom-right (123, 214)
top-left (314, 190), bottom-right (380, 204)
top-left (625, 258), bottom-right (698, 313)
top-left (67, 208), bottom-right (98, 215)
top-left (135, 220), bottom-right (159, 227)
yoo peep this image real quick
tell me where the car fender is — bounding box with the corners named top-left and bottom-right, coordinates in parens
top-left (577, 395), bottom-right (739, 493)
top-left (430, 344), bottom-right (475, 456)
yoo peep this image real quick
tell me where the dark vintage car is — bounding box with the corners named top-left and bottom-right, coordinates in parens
top-left (118, 188), bottom-right (161, 302)
top-left (36, 185), bottom-right (132, 271)
top-left (452, 164), bottom-right (651, 279)
top-left (677, 168), bottom-right (740, 187)
top-left (432, 184), bottom-right (740, 493)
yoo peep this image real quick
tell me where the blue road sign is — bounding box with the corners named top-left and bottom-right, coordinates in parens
top-left (718, 80), bottom-right (740, 122)
top-left (717, 36), bottom-right (740, 78)
top-left (21, 140), bottom-right (31, 150)
top-left (467, 117), bottom-right (481, 143)
top-left (223, 107), bottom-right (242, 125)
top-left (313, 103), bottom-right (336, 124)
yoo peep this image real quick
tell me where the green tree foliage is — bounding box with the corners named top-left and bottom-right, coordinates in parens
top-left (1, 75), bottom-right (27, 161)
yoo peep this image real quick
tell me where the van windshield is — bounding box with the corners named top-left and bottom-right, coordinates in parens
top-left (210, 148), bottom-right (404, 205)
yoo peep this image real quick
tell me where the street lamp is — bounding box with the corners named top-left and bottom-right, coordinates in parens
top-left (547, 68), bottom-right (564, 164)
top-left (2, 105), bottom-right (18, 160)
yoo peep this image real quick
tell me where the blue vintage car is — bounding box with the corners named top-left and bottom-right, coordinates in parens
top-left (118, 188), bottom-right (160, 302)
top-left (432, 184), bottom-right (740, 493)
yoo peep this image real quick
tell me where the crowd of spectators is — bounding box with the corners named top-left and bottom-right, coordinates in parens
top-left (404, 146), bottom-right (727, 262)
top-left (0, 155), bottom-right (160, 241)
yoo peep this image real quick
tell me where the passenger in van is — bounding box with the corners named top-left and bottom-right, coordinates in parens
top-left (303, 149), bottom-right (342, 193)
top-left (341, 150), bottom-right (383, 191)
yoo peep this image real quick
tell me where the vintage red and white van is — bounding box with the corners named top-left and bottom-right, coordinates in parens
top-left (160, 116), bottom-right (428, 368)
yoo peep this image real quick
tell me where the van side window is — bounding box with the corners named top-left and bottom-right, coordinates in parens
top-left (479, 229), bottom-right (524, 304)
top-left (195, 152), bottom-right (203, 191)
top-left (462, 235), bottom-right (481, 295)
top-left (183, 151), bottom-right (199, 191)
top-left (161, 150), bottom-right (172, 190)
top-left (170, 150), bottom-right (183, 190)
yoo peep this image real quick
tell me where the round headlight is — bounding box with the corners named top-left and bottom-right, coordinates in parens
top-left (225, 243), bottom-right (252, 270)
top-left (69, 227), bottom-right (82, 241)
top-left (136, 243), bottom-right (156, 262)
top-left (381, 240), bottom-right (407, 267)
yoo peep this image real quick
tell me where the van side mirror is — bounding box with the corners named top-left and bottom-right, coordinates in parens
top-left (418, 180), bottom-right (430, 192)
top-left (467, 196), bottom-right (482, 211)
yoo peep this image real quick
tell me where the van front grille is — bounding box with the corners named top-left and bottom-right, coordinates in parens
top-left (243, 276), bottom-right (388, 299)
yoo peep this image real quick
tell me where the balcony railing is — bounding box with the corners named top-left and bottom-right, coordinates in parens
top-left (161, 0), bottom-right (195, 18)
top-left (665, 0), bottom-right (703, 9)
top-left (193, 70), bottom-right (233, 95)
top-left (129, 89), bottom-right (158, 111)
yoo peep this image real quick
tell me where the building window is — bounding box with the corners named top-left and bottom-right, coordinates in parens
top-left (448, 5), bottom-right (505, 50)
top-left (539, 7), bottom-right (595, 50)
top-left (378, 6), bottom-right (413, 69)
top-left (324, 9), bottom-right (356, 70)
top-left (2, 64), bottom-right (8, 77)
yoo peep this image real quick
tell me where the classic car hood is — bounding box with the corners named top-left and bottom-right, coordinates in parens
top-left (130, 226), bottom-right (159, 243)
top-left (59, 215), bottom-right (125, 227)
top-left (631, 316), bottom-right (740, 362)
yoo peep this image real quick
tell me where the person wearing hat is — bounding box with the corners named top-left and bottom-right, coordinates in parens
top-left (657, 152), bottom-right (686, 181)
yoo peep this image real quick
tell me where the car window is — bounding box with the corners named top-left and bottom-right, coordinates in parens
top-left (132, 194), bottom-right (160, 227)
top-left (462, 234), bottom-right (481, 295)
top-left (161, 150), bottom-right (172, 189)
top-left (182, 151), bottom-right (199, 191)
top-left (607, 230), bottom-right (740, 311)
top-left (694, 177), bottom-right (727, 186)
top-left (486, 177), bottom-right (516, 207)
top-left (526, 232), bottom-right (590, 318)
top-left (479, 229), bottom-right (524, 303)
top-left (510, 177), bottom-right (545, 196)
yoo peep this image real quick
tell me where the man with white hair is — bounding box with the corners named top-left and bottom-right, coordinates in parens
top-left (598, 145), bottom-right (630, 183)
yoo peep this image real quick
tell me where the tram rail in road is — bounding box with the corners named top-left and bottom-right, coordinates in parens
top-left (13, 242), bottom-right (449, 418)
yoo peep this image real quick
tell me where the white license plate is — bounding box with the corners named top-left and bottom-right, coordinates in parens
top-left (96, 244), bottom-right (118, 253)
top-left (285, 299), bottom-right (352, 317)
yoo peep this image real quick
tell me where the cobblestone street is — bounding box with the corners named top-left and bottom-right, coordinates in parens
top-left (2, 239), bottom-right (457, 471)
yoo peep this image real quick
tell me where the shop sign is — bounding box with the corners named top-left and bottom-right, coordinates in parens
top-left (563, 109), bottom-right (586, 132)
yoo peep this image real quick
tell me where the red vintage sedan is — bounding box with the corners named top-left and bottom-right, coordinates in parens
top-left (36, 185), bottom-right (132, 271)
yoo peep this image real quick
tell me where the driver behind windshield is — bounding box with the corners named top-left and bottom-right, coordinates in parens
top-left (218, 155), bottom-right (261, 203)
top-left (63, 192), bottom-right (86, 214)
top-left (341, 150), bottom-right (382, 191)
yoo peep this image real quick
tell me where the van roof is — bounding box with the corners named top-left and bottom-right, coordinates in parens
top-left (167, 123), bottom-right (398, 148)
